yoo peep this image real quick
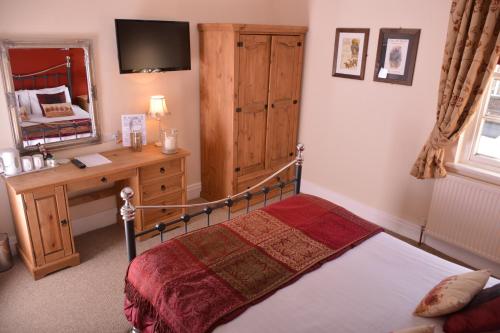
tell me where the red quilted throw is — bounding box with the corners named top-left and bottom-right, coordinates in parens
top-left (124, 194), bottom-right (383, 333)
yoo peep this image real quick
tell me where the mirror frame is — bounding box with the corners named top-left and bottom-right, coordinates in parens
top-left (0, 39), bottom-right (101, 153)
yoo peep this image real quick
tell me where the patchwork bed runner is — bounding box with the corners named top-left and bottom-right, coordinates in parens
top-left (124, 194), bottom-right (383, 333)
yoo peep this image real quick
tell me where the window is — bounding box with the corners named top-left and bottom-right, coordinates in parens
top-left (459, 64), bottom-right (500, 172)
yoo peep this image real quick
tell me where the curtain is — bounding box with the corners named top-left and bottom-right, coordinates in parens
top-left (411, 0), bottom-right (500, 179)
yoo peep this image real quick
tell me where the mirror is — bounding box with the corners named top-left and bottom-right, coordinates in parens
top-left (0, 40), bottom-right (100, 152)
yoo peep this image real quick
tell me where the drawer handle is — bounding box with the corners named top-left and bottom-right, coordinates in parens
top-left (161, 185), bottom-right (166, 191)
top-left (101, 177), bottom-right (108, 183)
top-left (161, 208), bottom-right (167, 214)
top-left (60, 219), bottom-right (68, 226)
top-left (160, 167), bottom-right (166, 174)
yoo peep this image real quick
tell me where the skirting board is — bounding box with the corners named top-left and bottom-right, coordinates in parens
top-left (301, 180), bottom-right (500, 276)
top-left (187, 182), bottom-right (201, 201)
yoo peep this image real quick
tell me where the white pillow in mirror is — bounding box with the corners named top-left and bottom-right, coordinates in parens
top-left (15, 90), bottom-right (32, 113)
top-left (28, 85), bottom-right (71, 116)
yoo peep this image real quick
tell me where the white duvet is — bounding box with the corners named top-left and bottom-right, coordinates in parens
top-left (20, 105), bottom-right (90, 127)
top-left (215, 233), bottom-right (498, 333)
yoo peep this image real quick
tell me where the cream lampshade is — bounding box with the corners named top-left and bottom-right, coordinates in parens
top-left (148, 95), bottom-right (170, 146)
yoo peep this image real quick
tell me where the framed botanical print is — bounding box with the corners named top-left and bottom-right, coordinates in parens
top-left (332, 28), bottom-right (370, 80)
top-left (373, 28), bottom-right (421, 86)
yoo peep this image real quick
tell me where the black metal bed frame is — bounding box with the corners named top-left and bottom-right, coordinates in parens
top-left (120, 144), bottom-right (304, 262)
top-left (13, 55), bottom-right (72, 95)
top-left (13, 56), bottom-right (78, 144)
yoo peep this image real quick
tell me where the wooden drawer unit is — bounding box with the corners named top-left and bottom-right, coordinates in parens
top-left (140, 159), bottom-right (182, 182)
top-left (141, 175), bottom-right (183, 201)
top-left (5, 145), bottom-right (190, 280)
top-left (142, 190), bottom-right (183, 224)
top-left (67, 169), bottom-right (136, 193)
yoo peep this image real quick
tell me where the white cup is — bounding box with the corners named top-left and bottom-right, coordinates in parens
top-left (21, 156), bottom-right (34, 172)
top-left (32, 154), bottom-right (44, 170)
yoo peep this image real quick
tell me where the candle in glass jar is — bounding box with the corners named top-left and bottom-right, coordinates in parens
top-left (163, 134), bottom-right (177, 154)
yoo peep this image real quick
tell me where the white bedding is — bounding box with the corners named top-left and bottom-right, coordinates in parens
top-left (20, 105), bottom-right (90, 127)
top-left (215, 233), bottom-right (498, 333)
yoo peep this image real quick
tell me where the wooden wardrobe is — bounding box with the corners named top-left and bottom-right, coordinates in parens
top-left (198, 24), bottom-right (307, 202)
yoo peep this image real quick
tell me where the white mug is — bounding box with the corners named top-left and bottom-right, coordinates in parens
top-left (21, 156), bottom-right (34, 172)
top-left (32, 154), bottom-right (44, 170)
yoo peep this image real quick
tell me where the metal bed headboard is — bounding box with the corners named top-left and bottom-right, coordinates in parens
top-left (120, 144), bottom-right (305, 262)
top-left (13, 55), bottom-right (72, 97)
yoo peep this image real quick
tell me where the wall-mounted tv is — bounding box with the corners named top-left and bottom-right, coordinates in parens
top-left (115, 19), bottom-right (191, 74)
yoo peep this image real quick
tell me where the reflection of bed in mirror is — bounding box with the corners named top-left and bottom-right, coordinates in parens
top-left (10, 49), bottom-right (92, 146)
top-left (0, 40), bottom-right (100, 152)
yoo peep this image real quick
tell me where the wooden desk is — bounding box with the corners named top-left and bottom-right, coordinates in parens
top-left (5, 145), bottom-right (190, 280)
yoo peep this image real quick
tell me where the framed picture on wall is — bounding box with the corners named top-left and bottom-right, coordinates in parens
top-left (373, 28), bottom-right (421, 86)
top-left (332, 28), bottom-right (370, 80)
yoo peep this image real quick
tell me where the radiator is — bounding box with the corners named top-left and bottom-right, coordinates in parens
top-left (426, 174), bottom-right (500, 263)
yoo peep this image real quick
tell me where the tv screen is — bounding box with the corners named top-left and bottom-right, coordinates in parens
top-left (115, 19), bottom-right (191, 74)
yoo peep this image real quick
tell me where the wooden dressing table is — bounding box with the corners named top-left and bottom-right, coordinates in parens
top-left (5, 145), bottom-right (189, 280)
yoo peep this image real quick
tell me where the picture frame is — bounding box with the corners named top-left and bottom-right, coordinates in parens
top-left (332, 28), bottom-right (370, 80)
top-left (373, 28), bottom-right (421, 86)
top-left (121, 114), bottom-right (147, 147)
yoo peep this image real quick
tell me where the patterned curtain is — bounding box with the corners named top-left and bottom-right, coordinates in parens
top-left (411, 0), bottom-right (500, 179)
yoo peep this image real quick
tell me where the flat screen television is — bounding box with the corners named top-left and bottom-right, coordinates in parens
top-left (115, 19), bottom-right (191, 74)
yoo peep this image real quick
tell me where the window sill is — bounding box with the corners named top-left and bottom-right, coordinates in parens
top-left (445, 162), bottom-right (500, 187)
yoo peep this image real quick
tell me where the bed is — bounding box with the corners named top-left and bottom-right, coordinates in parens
top-left (12, 56), bottom-right (92, 145)
top-left (120, 145), bottom-right (498, 333)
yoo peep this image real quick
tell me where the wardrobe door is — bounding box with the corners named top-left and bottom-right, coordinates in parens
top-left (235, 34), bottom-right (271, 177)
top-left (266, 35), bottom-right (303, 169)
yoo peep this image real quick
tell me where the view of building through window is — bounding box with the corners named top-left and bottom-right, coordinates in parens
top-left (475, 65), bottom-right (500, 161)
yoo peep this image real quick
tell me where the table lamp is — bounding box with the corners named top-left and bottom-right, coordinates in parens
top-left (148, 95), bottom-right (170, 146)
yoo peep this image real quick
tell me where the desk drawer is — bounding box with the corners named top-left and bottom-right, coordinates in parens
top-left (67, 169), bottom-right (136, 193)
top-left (142, 191), bottom-right (183, 224)
top-left (141, 175), bottom-right (183, 201)
top-left (140, 159), bottom-right (182, 182)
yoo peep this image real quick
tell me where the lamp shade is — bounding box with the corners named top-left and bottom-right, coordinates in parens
top-left (149, 95), bottom-right (169, 118)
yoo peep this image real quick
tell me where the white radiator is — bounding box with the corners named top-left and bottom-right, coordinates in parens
top-left (426, 174), bottom-right (500, 264)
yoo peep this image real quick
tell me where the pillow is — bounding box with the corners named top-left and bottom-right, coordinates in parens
top-left (443, 296), bottom-right (500, 333)
top-left (18, 105), bottom-right (29, 121)
top-left (414, 269), bottom-right (490, 317)
top-left (15, 90), bottom-right (32, 113)
top-left (28, 86), bottom-right (71, 115)
top-left (41, 103), bottom-right (74, 118)
top-left (37, 92), bottom-right (67, 115)
top-left (467, 282), bottom-right (500, 308)
top-left (391, 324), bottom-right (435, 333)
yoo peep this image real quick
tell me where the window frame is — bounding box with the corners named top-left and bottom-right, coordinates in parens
top-left (457, 65), bottom-right (500, 173)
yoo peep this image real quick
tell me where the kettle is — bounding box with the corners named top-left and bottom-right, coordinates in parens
top-left (0, 148), bottom-right (22, 176)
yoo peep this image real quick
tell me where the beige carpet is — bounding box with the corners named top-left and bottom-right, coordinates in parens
top-left (0, 199), bottom-right (265, 333)
top-left (0, 195), bottom-right (478, 333)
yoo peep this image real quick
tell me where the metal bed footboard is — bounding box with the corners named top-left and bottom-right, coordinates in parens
top-left (120, 144), bottom-right (305, 262)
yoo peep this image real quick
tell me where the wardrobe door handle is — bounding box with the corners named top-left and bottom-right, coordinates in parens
top-left (161, 185), bottom-right (166, 191)
top-left (60, 219), bottom-right (68, 226)
top-left (160, 167), bottom-right (166, 174)
top-left (271, 104), bottom-right (275, 108)
top-left (101, 177), bottom-right (108, 183)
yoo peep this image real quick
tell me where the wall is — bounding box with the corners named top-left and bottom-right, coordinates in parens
top-left (299, 0), bottom-right (451, 226)
top-left (0, 0), bottom-right (309, 239)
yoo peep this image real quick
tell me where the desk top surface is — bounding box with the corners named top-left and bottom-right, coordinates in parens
top-left (6, 145), bottom-right (190, 194)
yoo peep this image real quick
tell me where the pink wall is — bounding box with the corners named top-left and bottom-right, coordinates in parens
top-left (299, 0), bottom-right (451, 226)
top-left (0, 0), bottom-right (309, 239)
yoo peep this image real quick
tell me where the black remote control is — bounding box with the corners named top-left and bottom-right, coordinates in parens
top-left (71, 158), bottom-right (86, 169)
